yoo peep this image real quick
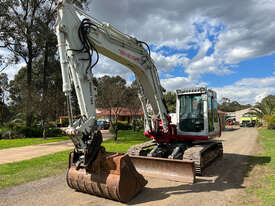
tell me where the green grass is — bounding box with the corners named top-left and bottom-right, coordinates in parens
top-left (0, 136), bottom-right (70, 150)
top-left (0, 149), bottom-right (71, 189)
top-left (102, 130), bottom-right (149, 153)
top-left (247, 128), bottom-right (275, 206)
top-left (0, 130), bottom-right (149, 189)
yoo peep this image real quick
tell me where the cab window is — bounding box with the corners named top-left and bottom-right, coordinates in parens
top-left (179, 94), bottom-right (204, 132)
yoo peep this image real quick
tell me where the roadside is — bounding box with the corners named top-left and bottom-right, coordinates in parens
top-left (243, 128), bottom-right (275, 205)
top-left (0, 128), bottom-right (261, 206)
top-left (0, 130), bottom-right (113, 165)
top-left (0, 130), bottom-right (144, 189)
top-left (0, 136), bottom-right (70, 150)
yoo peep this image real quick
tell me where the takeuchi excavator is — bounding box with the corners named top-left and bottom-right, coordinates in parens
top-left (55, 0), bottom-right (223, 202)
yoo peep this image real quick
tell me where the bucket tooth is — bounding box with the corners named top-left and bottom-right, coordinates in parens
top-left (66, 147), bottom-right (147, 202)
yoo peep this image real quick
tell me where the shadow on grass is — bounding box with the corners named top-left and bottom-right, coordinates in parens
top-left (129, 153), bottom-right (271, 205)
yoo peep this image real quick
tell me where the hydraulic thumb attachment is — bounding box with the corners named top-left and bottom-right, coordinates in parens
top-left (67, 147), bottom-right (147, 202)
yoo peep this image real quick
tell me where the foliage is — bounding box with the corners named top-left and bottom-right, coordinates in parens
top-left (0, 0), bottom-right (85, 130)
top-left (249, 95), bottom-right (275, 129)
top-left (110, 121), bottom-right (132, 132)
top-left (218, 97), bottom-right (251, 112)
top-left (126, 81), bottom-right (142, 123)
top-left (0, 73), bottom-right (10, 125)
top-left (265, 114), bottom-right (275, 129)
top-left (163, 91), bottom-right (176, 113)
top-left (0, 120), bottom-right (64, 139)
top-left (97, 76), bottom-right (130, 141)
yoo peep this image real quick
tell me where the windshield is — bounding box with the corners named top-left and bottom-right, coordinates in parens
top-left (179, 94), bottom-right (204, 132)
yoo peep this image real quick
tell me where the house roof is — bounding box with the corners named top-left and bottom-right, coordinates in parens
top-left (96, 107), bottom-right (144, 116)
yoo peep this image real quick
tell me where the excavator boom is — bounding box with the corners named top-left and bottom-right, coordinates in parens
top-left (55, 0), bottom-right (223, 202)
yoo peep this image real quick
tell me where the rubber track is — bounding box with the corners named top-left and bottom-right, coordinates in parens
top-left (128, 140), bottom-right (156, 156)
top-left (183, 141), bottom-right (223, 175)
top-left (128, 140), bottom-right (223, 176)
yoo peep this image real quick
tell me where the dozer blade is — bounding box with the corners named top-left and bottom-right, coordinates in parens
top-left (130, 155), bottom-right (195, 184)
top-left (66, 147), bottom-right (147, 202)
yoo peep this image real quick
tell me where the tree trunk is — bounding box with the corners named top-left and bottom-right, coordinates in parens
top-left (113, 114), bottom-right (118, 142)
top-left (26, 39), bottom-right (33, 128)
top-left (41, 41), bottom-right (49, 139)
top-left (42, 120), bottom-right (47, 139)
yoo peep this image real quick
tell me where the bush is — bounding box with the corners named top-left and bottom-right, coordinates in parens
top-left (46, 128), bottom-right (64, 137)
top-left (256, 121), bottom-right (263, 127)
top-left (267, 115), bottom-right (275, 129)
top-left (16, 126), bottom-right (43, 138)
top-left (110, 121), bottom-right (132, 132)
top-left (1, 121), bottom-right (64, 138)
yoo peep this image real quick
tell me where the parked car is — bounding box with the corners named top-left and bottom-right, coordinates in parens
top-left (96, 120), bottom-right (110, 130)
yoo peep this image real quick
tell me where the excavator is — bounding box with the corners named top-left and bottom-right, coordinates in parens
top-left (55, 0), bottom-right (222, 202)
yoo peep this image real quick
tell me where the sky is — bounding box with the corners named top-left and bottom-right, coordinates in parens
top-left (2, 0), bottom-right (275, 105)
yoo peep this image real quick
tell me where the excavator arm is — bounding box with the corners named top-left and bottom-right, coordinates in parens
top-left (55, 0), bottom-right (169, 165)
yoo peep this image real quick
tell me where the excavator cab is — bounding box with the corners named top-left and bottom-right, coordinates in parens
top-left (176, 87), bottom-right (221, 139)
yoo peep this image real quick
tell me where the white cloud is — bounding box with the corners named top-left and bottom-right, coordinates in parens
top-left (160, 74), bottom-right (275, 105)
top-left (214, 85), bottom-right (275, 105)
top-left (213, 74), bottom-right (275, 104)
top-left (235, 77), bottom-right (275, 87)
top-left (151, 52), bottom-right (189, 72)
top-left (160, 76), bottom-right (208, 91)
top-left (2, 0), bottom-right (275, 105)
top-left (93, 55), bottom-right (134, 80)
top-left (161, 76), bottom-right (194, 91)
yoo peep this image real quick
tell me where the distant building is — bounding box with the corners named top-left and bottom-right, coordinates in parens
top-left (58, 107), bottom-right (144, 126)
top-left (227, 108), bottom-right (252, 123)
top-left (96, 107), bottom-right (144, 123)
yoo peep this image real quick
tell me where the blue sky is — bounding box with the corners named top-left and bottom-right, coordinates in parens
top-left (1, 0), bottom-right (275, 105)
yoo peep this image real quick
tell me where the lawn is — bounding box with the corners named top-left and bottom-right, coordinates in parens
top-left (102, 130), bottom-right (149, 153)
top-left (247, 128), bottom-right (275, 205)
top-left (0, 136), bottom-right (70, 150)
top-left (0, 130), bottom-right (149, 189)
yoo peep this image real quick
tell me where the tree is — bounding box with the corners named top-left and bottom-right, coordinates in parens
top-left (126, 81), bottom-right (142, 130)
top-left (96, 75), bottom-right (128, 141)
top-left (249, 95), bottom-right (275, 129)
top-left (0, 0), bottom-right (47, 127)
top-left (0, 0), bottom-right (87, 128)
top-left (0, 73), bottom-right (10, 125)
top-left (218, 97), bottom-right (251, 112)
top-left (163, 91), bottom-right (176, 113)
top-left (8, 60), bottom-right (66, 131)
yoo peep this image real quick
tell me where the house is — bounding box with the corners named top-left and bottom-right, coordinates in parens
top-left (96, 107), bottom-right (144, 123)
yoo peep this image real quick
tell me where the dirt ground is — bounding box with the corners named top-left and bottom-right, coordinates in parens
top-left (0, 127), bottom-right (258, 206)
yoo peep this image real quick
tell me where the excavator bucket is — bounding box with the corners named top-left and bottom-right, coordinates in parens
top-left (130, 156), bottom-right (195, 183)
top-left (66, 147), bottom-right (147, 202)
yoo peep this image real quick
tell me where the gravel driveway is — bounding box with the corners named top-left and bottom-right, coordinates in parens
top-left (0, 127), bottom-right (258, 206)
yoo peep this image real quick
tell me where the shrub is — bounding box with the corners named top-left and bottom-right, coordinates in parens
top-left (256, 121), bottom-right (263, 127)
top-left (267, 114), bottom-right (275, 129)
top-left (46, 128), bottom-right (64, 137)
top-left (110, 121), bottom-right (132, 132)
top-left (17, 126), bottom-right (43, 138)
